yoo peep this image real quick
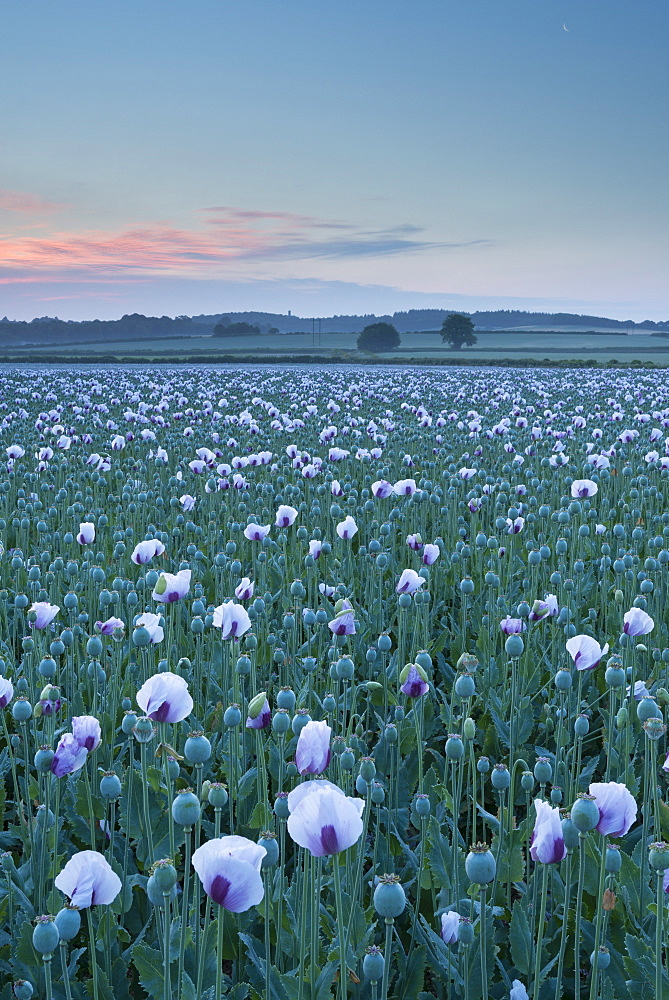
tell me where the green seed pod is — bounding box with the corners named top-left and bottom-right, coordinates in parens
top-left (363, 945), bottom-right (385, 982)
top-left (457, 917), bottom-right (474, 944)
top-left (465, 844), bottom-right (496, 884)
top-left (151, 860), bottom-right (178, 891)
top-left (373, 874), bottom-right (406, 917)
top-left (570, 794), bottom-right (600, 832)
top-left (649, 842), bottom-right (669, 870)
top-left (32, 916), bottom-right (59, 956)
top-left (54, 906), bottom-right (81, 941)
top-left (605, 845), bottom-right (622, 872)
top-left (171, 788), bottom-right (200, 828)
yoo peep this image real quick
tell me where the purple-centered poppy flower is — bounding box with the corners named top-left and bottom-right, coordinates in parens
top-left (396, 569), bottom-right (426, 595)
top-left (135, 612), bottom-right (164, 644)
top-left (528, 600), bottom-right (551, 622)
top-left (152, 569), bottom-right (191, 604)
top-left (29, 602), bottom-right (59, 629)
top-left (406, 533), bottom-right (423, 551)
top-left (588, 782), bottom-right (637, 837)
top-left (319, 583), bottom-right (336, 597)
top-left (246, 697), bottom-right (271, 730)
top-left (336, 515), bottom-right (358, 540)
top-left (244, 523), bottom-right (271, 542)
top-left (213, 601), bottom-right (252, 640)
top-left (500, 617), bottom-right (526, 635)
top-left (629, 680), bottom-right (651, 700)
top-left (55, 850), bottom-right (122, 908)
top-left (328, 602), bottom-right (356, 636)
top-left (76, 522), bottom-right (95, 545)
top-left (95, 616), bottom-right (125, 636)
top-left (530, 799), bottom-right (566, 864)
top-left (566, 635), bottom-right (609, 671)
top-left (506, 517), bottom-right (525, 534)
top-left (308, 539), bottom-right (323, 559)
top-left (275, 504), bottom-right (298, 528)
top-left (623, 608), bottom-right (654, 636)
top-left (422, 543), bottom-right (440, 565)
top-left (571, 479), bottom-right (598, 499)
top-left (131, 539), bottom-right (166, 565)
top-left (295, 720), bottom-right (332, 775)
top-left (510, 983), bottom-right (529, 1000)
top-left (234, 578), bottom-right (254, 601)
top-left (51, 733), bottom-right (89, 777)
top-left (371, 480), bottom-right (393, 498)
top-left (440, 910), bottom-right (461, 944)
top-left (136, 672), bottom-right (193, 723)
top-left (192, 836), bottom-right (266, 912)
top-left (393, 478), bottom-right (417, 496)
top-left (400, 663), bottom-right (429, 698)
top-left (71, 716), bottom-right (101, 753)
top-left (287, 781), bottom-right (364, 857)
top-left (0, 677), bottom-right (13, 709)
top-left (180, 494), bottom-right (196, 511)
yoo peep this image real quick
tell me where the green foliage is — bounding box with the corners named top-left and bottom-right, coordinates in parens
top-left (440, 312), bottom-right (478, 349)
top-left (357, 322), bottom-right (401, 352)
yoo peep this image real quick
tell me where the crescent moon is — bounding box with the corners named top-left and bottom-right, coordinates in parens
top-left (563, 22), bottom-right (569, 30)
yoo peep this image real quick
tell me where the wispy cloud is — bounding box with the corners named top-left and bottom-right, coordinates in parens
top-left (0, 206), bottom-right (492, 279)
top-left (0, 189), bottom-right (66, 214)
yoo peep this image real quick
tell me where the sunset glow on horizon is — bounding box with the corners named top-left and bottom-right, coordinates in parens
top-left (1, 0), bottom-right (667, 321)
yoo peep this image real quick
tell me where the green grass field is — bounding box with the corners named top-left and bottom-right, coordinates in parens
top-left (3, 330), bottom-right (669, 364)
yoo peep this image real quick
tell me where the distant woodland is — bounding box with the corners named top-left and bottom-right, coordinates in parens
top-left (0, 309), bottom-right (667, 345)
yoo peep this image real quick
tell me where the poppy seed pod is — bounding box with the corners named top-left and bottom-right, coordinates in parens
top-left (208, 783), bottom-right (229, 809)
top-left (32, 916), bottom-right (59, 956)
top-left (172, 789), bottom-right (200, 828)
top-left (363, 945), bottom-right (385, 982)
top-left (570, 794), bottom-right (600, 832)
top-left (54, 906), bottom-right (81, 941)
top-left (373, 874), bottom-right (406, 918)
top-left (465, 844), bottom-right (496, 884)
top-left (184, 732), bottom-right (212, 764)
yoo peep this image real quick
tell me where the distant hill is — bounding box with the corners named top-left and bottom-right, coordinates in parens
top-left (0, 308), bottom-right (666, 345)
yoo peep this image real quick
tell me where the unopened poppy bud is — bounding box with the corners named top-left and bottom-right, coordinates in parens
top-left (657, 687), bottom-right (669, 706)
top-left (463, 717), bottom-right (476, 740)
top-left (247, 691), bottom-right (268, 719)
top-left (614, 589), bottom-right (624, 604)
top-left (615, 706), bottom-right (628, 729)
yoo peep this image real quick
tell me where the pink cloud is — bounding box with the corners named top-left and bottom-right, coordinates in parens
top-left (0, 189), bottom-right (66, 214)
top-left (0, 208), bottom-right (483, 281)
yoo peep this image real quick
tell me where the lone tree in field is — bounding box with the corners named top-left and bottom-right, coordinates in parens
top-left (440, 313), bottom-right (477, 350)
top-left (357, 322), bottom-right (401, 353)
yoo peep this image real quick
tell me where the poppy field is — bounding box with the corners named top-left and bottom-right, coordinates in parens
top-left (1, 362), bottom-right (669, 1000)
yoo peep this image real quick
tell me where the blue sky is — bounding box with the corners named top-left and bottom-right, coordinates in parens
top-left (1, 0), bottom-right (667, 321)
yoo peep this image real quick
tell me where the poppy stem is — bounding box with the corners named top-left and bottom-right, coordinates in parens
top-left (86, 906), bottom-right (100, 1000)
top-left (215, 907), bottom-right (225, 1000)
top-left (333, 854), bottom-right (348, 1000)
top-left (532, 864), bottom-right (549, 999)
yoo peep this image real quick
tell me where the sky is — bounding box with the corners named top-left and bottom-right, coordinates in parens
top-left (1, 0), bottom-right (667, 322)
